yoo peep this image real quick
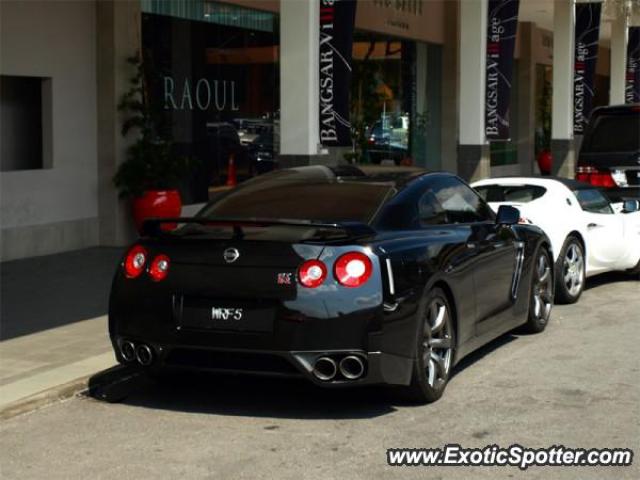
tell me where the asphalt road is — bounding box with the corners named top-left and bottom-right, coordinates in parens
top-left (1, 273), bottom-right (638, 480)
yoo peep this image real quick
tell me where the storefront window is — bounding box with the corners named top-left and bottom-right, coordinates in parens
top-left (535, 64), bottom-right (552, 157)
top-left (490, 61), bottom-right (519, 166)
top-left (350, 34), bottom-right (441, 170)
top-left (141, 1), bottom-right (279, 204)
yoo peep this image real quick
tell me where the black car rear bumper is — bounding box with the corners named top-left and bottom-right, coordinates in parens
top-left (110, 337), bottom-right (414, 387)
top-left (108, 243), bottom-right (415, 387)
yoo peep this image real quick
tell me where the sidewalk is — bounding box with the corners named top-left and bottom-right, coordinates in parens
top-left (0, 248), bottom-right (122, 414)
top-left (0, 316), bottom-right (115, 410)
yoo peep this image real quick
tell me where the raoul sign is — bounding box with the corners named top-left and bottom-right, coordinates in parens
top-left (573, 3), bottom-right (601, 135)
top-left (319, 0), bottom-right (357, 147)
top-left (163, 76), bottom-right (240, 111)
top-left (485, 0), bottom-right (519, 141)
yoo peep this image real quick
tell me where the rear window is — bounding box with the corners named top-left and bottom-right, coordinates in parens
top-left (583, 113), bottom-right (640, 153)
top-left (199, 171), bottom-right (392, 224)
top-left (573, 188), bottom-right (613, 214)
top-left (475, 184), bottom-right (547, 203)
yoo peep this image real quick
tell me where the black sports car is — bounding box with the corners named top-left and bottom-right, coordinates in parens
top-left (109, 166), bottom-right (554, 402)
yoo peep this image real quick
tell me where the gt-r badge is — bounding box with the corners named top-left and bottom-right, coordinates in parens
top-left (277, 273), bottom-right (292, 285)
top-left (223, 248), bottom-right (240, 264)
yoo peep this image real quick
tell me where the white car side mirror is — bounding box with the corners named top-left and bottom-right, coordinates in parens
top-left (622, 200), bottom-right (640, 213)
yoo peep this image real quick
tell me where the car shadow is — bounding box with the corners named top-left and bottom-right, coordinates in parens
top-left (87, 366), bottom-right (397, 419)
top-left (584, 271), bottom-right (637, 291)
top-left (86, 333), bottom-right (520, 419)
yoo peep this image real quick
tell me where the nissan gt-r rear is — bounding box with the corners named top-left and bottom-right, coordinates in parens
top-left (109, 166), bottom-right (552, 403)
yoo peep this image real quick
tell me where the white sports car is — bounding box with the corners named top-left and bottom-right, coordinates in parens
top-left (472, 177), bottom-right (640, 303)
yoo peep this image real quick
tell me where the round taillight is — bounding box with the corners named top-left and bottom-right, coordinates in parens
top-left (334, 252), bottom-right (373, 288)
top-left (149, 254), bottom-right (170, 282)
top-left (298, 260), bottom-right (327, 288)
top-left (124, 245), bottom-right (147, 279)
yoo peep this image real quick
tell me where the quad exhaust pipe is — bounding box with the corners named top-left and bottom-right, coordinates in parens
top-left (120, 340), bottom-right (136, 363)
top-left (311, 355), bottom-right (366, 381)
top-left (339, 355), bottom-right (365, 380)
top-left (119, 340), bottom-right (154, 366)
top-left (312, 357), bottom-right (337, 381)
top-left (135, 344), bottom-right (154, 366)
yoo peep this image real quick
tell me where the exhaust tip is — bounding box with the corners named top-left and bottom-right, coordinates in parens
top-left (339, 355), bottom-right (365, 380)
top-left (120, 341), bottom-right (136, 362)
top-left (135, 344), bottom-right (154, 366)
top-left (312, 357), bottom-right (337, 381)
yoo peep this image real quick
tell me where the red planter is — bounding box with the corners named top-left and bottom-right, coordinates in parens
top-left (132, 190), bottom-right (182, 233)
top-left (537, 150), bottom-right (552, 175)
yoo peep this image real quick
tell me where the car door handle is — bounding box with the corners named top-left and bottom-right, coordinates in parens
top-left (466, 242), bottom-right (477, 249)
top-left (587, 223), bottom-right (603, 229)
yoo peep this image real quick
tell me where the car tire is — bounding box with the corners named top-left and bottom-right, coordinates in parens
top-left (401, 287), bottom-right (455, 404)
top-left (522, 247), bottom-right (554, 334)
top-left (554, 236), bottom-right (585, 304)
top-left (627, 258), bottom-right (640, 277)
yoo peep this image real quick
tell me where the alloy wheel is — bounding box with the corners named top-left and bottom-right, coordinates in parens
top-left (422, 299), bottom-right (453, 389)
top-left (533, 253), bottom-right (553, 323)
top-left (563, 243), bottom-right (584, 298)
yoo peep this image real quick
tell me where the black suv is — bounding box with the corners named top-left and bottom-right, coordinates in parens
top-left (576, 104), bottom-right (640, 201)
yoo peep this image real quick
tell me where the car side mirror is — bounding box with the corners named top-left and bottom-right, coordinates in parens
top-left (495, 205), bottom-right (520, 225)
top-left (622, 200), bottom-right (640, 213)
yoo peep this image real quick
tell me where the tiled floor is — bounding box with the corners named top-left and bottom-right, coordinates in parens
top-left (0, 247), bottom-right (123, 340)
top-left (0, 316), bottom-right (111, 387)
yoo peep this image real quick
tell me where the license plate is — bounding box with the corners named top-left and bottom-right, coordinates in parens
top-left (178, 297), bottom-right (274, 333)
top-left (211, 307), bottom-right (243, 321)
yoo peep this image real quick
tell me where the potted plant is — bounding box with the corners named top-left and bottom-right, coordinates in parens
top-left (113, 52), bottom-right (189, 233)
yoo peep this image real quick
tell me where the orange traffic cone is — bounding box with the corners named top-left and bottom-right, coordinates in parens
top-left (226, 153), bottom-right (237, 187)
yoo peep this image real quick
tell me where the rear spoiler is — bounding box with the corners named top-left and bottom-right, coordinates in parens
top-left (142, 217), bottom-right (376, 239)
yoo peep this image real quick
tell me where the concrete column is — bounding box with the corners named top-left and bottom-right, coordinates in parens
top-left (551, 0), bottom-right (576, 178)
top-left (517, 22), bottom-right (537, 176)
top-left (458, 0), bottom-right (490, 182)
top-left (96, 0), bottom-right (140, 246)
top-left (279, 0), bottom-right (321, 166)
top-left (610, 14), bottom-right (628, 105)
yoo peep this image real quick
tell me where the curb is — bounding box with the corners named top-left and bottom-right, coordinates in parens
top-left (0, 375), bottom-right (91, 421)
top-left (0, 365), bottom-right (141, 421)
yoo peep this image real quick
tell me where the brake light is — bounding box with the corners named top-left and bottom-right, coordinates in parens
top-left (334, 252), bottom-right (373, 288)
top-left (124, 245), bottom-right (147, 279)
top-left (575, 165), bottom-right (593, 183)
top-left (576, 166), bottom-right (616, 187)
top-left (298, 260), bottom-right (327, 288)
top-left (148, 254), bottom-right (170, 282)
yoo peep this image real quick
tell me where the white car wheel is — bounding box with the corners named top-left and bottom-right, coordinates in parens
top-left (555, 236), bottom-right (585, 304)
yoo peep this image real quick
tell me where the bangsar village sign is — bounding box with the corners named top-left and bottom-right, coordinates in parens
top-left (163, 76), bottom-right (240, 111)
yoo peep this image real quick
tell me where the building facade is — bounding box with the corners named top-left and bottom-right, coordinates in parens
top-left (0, 0), bottom-right (637, 261)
